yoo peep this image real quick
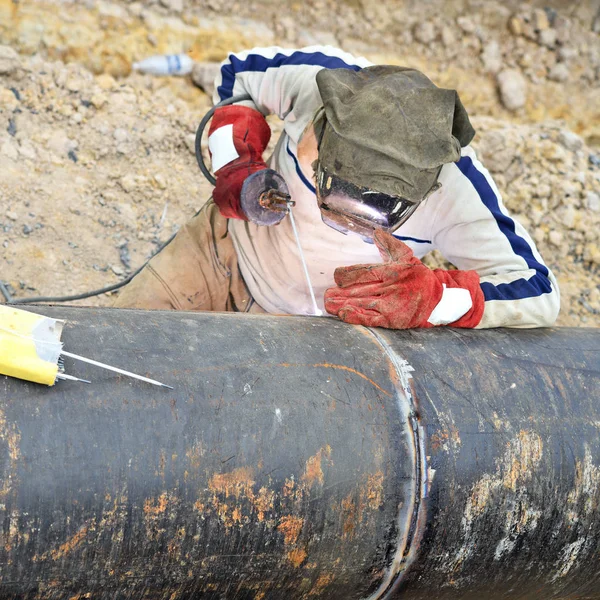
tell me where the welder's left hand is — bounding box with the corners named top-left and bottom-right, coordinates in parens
top-left (324, 230), bottom-right (485, 329)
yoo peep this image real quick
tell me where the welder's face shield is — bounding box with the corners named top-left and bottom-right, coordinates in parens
top-left (315, 161), bottom-right (441, 241)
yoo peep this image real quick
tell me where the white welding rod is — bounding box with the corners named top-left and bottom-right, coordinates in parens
top-left (287, 205), bottom-right (323, 316)
top-left (56, 372), bottom-right (91, 384)
top-left (61, 351), bottom-right (174, 389)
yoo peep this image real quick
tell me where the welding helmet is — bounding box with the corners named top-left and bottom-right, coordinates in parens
top-left (313, 65), bottom-right (475, 239)
top-left (315, 158), bottom-right (441, 239)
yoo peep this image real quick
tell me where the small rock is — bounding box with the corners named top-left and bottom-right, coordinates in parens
top-left (22, 224), bottom-right (33, 235)
top-left (440, 26), bottom-right (456, 47)
top-left (481, 41), bottom-right (503, 74)
top-left (584, 244), bottom-right (600, 266)
top-left (275, 16), bottom-right (297, 41)
top-left (5, 211), bottom-right (17, 221)
top-left (0, 88), bottom-right (19, 111)
top-left (554, 16), bottom-right (571, 44)
top-left (159, 0), bottom-right (183, 12)
top-left (508, 15), bottom-right (523, 36)
top-left (541, 142), bottom-right (567, 162)
top-left (111, 264), bottom-right (125, 276)
top-left (548, 230), bottom-right (563, 246)
top-left (90, 93), bottom-right (107, 109)
top-left (47, 130), bottom-right (77, 156)
top-left (154, 173), bottom-right (167, 189)
top-left (116, 143), bottom-right (132, 156)
top-left (557, 204), bottom-right (576, 229)
top-left (0, 46), bottom-right (19, 75)
top-left (138, 231), bottom-right (154, 241)
top-left (518, 52), bottom-right (533, 68)
top-left (68, 150), bottom-right (78, 163)
top-left (66, 78), bottom-right (82, 93)
top-left (184, 133), bottom-right (196, 155)
top-left (476, 131), bottom-right (516, 172)
top-left (543, 7), bottom-right (557, 27)
top-left (456, 16), bottom-right (476, 34)
top-left (557, 47), bottom-right (577, 62)
top-left (497, 69), bottom-right (527, 111)
top-left (1, 139), bottom-right (18, 160)
top-left (548, 63), bottom-right (569, 82)
top-left (191, 62), bottom-right (221, 96)
top-left (521, 22), bottom-right (538, 41)
top-left (587, 192), bottom-right (600, 212)
top-left (96, 73), bottom-right (116, 90)
top-left (538, 29), bottom-right (557, 48)
top-left (143, 123), bottom-right (169, 145)
top-left (119, 174), bottom-right (137, 193)
top-left (533, 228), bottom-right (546, 245)
top-left (505, 157), bottom-right (524, 184)
top-left (535, 183), bottom-right (552, 199)
top-left (7, 118), bottom-right (16, 137)
top-left (413, 22), bottom-right (436, 44)
top-left (18, 141), bottom-right (37, 160)
top-left (532, 8), bottom-right (550, 31)
top-left (557, 130), bottom-right (583, 152)
top-left (114, 128), bottom-right (129, 143)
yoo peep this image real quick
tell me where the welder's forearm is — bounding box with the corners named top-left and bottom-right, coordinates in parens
top-left (475, 271), bottom-right (560, 329)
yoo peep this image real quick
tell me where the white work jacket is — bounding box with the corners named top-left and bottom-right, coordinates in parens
top-left (210, 46), bottom-right (560, 328)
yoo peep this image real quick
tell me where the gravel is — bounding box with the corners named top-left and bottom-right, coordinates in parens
top-left (0, 0), bottom-right (598, 326)
top-left (496, 69), bottom-right (527, 111)
top-left (0, 45), bottom-right (19, 75)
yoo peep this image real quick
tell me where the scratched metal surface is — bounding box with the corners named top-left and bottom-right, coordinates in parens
top-left (0, 307), bottom-right (417, 600)
top-left (379, 327), bottom-right (600, 600)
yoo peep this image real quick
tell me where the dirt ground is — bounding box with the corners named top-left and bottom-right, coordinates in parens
top-left (1, 0), bottom-right (599, 326)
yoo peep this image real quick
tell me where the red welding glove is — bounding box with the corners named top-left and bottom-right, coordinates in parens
top-left (324, 230), bottom-right (485, 329)
top-left (208, 105), bottom-right (271, 220)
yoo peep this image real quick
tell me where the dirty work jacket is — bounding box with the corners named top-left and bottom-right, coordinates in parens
top-left (210, 45), bottom-right (559, 329)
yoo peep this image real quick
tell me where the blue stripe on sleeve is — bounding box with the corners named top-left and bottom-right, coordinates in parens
top-left (393, 234), bottom-right (432, 244)
top-left (456, 156), bottom-right (553, 302)
top-left (217, 50), bottom-right (362, 100)
top-left (286, 142), bottom-right (316, 194)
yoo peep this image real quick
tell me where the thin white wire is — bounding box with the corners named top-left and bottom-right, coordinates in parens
top-left (287, 206), bottom-right (322, 316)
top-left (61, 351), bottom-right (173, 389)
top-left (0, 325), bottom-right (172, 388)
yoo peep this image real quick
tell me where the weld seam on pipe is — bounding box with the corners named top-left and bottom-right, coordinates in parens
top-left (364, 328), bottom-right (428, 600)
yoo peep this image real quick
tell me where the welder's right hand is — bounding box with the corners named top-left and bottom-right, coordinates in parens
top-left (208, 105), bottom-right (271, 220)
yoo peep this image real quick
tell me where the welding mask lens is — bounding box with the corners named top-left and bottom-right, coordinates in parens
top-left (316, 165), bottom-right (420, 238)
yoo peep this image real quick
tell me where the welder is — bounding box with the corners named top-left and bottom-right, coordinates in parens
top-left (114, 46), bottom-right (560, 329)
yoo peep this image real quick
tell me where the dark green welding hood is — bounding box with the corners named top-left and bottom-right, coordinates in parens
top-left (315, 65), bottom-right (476, 201)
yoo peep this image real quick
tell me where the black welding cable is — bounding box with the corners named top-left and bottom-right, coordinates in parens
top-left (2, 231), bottom-right (177, 305)
top-left (0, 281), bottom-right (13, 303)
top-left (1, 93), bottom-right (252, 306)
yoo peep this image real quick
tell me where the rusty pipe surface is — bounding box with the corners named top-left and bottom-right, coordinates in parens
top-left (0, 306), bottom-right (598, 600)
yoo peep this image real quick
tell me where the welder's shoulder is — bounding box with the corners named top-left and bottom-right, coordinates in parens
top-left (432, 146), bottom-right (508, 223)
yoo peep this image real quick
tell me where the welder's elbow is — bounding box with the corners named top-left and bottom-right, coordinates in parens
top-left (536, 284), bottom-right (561, 328)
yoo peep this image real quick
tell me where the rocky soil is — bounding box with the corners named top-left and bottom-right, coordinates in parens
top-left (1, 0), bottom-right (599, 326)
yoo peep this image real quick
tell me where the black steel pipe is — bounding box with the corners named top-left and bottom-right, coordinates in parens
top-left (0, 306), bottom-right (598, 600)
